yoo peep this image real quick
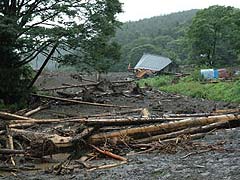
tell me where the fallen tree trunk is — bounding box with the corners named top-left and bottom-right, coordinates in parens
top-left (160, 133), bottom-right (209, 144)
top-left (213, 108), bottom-right (240, 114)
top-left (0, 149), bottom-right (25, 155)
top-left (7, 116), bottom-right (182, 127)
top-left (133, 121), bottom-right (230, 144)
top-left (32, 94), bottom-right (130, 108)
top-left (2, 108), bottom-right (144, 127)
top-left (6, 125), bottom-right (16, 165)
top-left (9, 123), bottom-right (36, 128)
top-left (164, 109), bottom-right (240, 118)
top-left (71, 117), bottom-right (182, 126)
top-left (89, 114), bottom-right (240, 144)
top-left (163, 113), bottom-right (218, 118)
top-left (39, 82), bottom-right (99, 91)
top-left (87, 108), bottom-right (143, 118)
top-left (40, 80), bottom-right (133, 91)
top-left (0, 111), bottom-right (34, 120)
top-left (111, 79), bottom-right (134, 84)
top-left (24, 105), bottom-right (49, 117)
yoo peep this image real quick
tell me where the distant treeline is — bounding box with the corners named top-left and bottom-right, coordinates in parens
top-left (111, 9), bottom-right (198, 71)
top-left (111, 6), bottom-right (240, 72)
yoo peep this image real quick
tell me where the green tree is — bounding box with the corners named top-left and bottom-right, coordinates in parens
top-left (187, 5), bottom-right (240, 66)
top-left (128, 44), bottom-right (159, 66)
top-left (0, 0), bottom-right (122, 104)
top-left (112, 9), bottom-right (198, 71)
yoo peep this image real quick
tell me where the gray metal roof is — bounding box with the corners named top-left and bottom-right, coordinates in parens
top-left (134, 54), bottom-right (172, 71)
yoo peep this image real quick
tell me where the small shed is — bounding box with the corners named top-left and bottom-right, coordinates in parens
top-left (134, 54), bottom-right (172, 78)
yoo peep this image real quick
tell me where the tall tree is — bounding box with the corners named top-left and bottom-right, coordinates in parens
top-left (0, 0), bottom-right (122, 104)
top-left (187, 5), bottom-right (240, 66)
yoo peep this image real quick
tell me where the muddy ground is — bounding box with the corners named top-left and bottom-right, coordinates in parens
top-left (3, 128), bottom-right (240, 180)
top-left (1, 72), bottom-right (240, 180)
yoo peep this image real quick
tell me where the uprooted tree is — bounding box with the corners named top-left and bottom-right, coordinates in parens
top-left (0, 0), bottom-right (122, 105)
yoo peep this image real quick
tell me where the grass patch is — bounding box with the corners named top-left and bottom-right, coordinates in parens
top-left (138, 76), bottom-right (173, 88)
top-left (139, 75), bottom-right (240, 103)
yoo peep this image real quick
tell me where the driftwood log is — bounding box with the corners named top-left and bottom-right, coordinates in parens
top-left (0, 111), bottom-right (34, 120)
top-left (32, 94), bottom-right (130, 108)
top-left (89, 114), bottom-right (240, 144)
top-left (39, 80), bottom-right (133, 91)
top-left (24, 105), bottom-right (49, 117)
top-left (7, 117), bottom-right (183, 128)
top-left (39, 82), bottom-right (99, 91)
top-left (133, 121), bottom-right (231, 144)
top-left (0, 149), bottom-right (25, 155)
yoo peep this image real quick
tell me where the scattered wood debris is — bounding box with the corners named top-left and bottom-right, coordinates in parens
top-left (0, 79), bottom-right (239, 174)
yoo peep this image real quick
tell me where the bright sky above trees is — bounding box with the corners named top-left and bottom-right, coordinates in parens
top-left (118, 0), bottom-right (240, 22)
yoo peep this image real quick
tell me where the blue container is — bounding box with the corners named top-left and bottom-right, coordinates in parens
top-left (200, 69), bottom-right (218, 79)
top-left (213, 69), bottom-right (219, 79)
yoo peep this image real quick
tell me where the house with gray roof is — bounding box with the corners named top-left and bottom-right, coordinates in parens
top-left (134, 54), bottom-right (172, 78)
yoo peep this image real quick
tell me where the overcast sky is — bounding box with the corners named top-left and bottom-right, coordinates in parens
top-left (118, 0), bottom-right (240, 22)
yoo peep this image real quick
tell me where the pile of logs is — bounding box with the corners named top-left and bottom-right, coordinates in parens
top-left (0, 78), bottom-right (240, 173)
top-left (0, 108), bottom-right (239, 159)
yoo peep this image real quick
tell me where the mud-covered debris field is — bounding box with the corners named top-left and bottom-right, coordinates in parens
top-left (0, 72), bottom-right (240, 179)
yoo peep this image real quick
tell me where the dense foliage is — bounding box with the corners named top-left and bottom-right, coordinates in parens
top-left (188, 6), bottom-right (240, 66)
top-left (0, 0), bottom-right (122, 104)
top-left (111, 9), bottom-right (198, 71)
top-left (112, 6), bottom-right (240, 71)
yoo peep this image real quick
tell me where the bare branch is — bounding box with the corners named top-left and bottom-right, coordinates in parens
top-left (16, 41), bottom-right (53, 67)
top-left (17, 11), bottom-right (61, 37)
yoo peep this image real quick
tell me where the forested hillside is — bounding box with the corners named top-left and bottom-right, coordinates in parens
top-left (112, 6), bottom-right (240, 71)
top-left (111, 9), bottom-right (198, 71)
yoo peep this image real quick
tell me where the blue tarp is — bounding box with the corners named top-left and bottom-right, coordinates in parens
top-left (200, 69), bottom-right (219, 79)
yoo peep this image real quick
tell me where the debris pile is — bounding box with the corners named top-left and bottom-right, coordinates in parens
top-left (0, 79), bottom-right (239, 174)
